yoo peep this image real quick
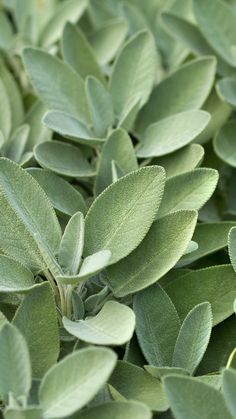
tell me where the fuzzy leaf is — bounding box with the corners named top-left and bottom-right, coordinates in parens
top-left (0, 255), bottom-right (36, 293)
top-left (59, 212), bottom-right (84, 275)
top-left (214, 121), bottom-right (236, 167)
top-left (223, 368), bottom-right (236, 418)
top-left (76, 401), bottom-right (151, 419)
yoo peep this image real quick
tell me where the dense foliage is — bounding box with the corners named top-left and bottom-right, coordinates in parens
top-left (1, 0), bottom-right (236, 418)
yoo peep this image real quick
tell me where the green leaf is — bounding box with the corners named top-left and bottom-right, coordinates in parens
top-left (145, 366), bottom-right (189, 379)
top-left (76, 250), bottom-right (111, 280)
top-left (39, 0), bottom-right (88, 48)
top-left (0, 255), bottom-right (36, 293)
top-left (0, 74), bottom-right (11, 139)
top-left (228, 227), bottom-right (236, 273)
top-left (43, 111), bottom-right (104, 146)
top-left (107, 210), bottom-right (197, 297)
top-left (63, 301), bottom-right (135, 345)
top-left (28, 168), bottom-right (87, 216)
top-left (39, 347), bottom-right (117, 418)
top-left (172, 303), bottom-right (212, 374)
top-left (63, 23), bottom-right (105, 83)
top-left (5, 125), bottom-right (29, 164)
top-left (134, 283), bottom-right (180, 367)
top-left (164, 375), bottom-right (232, 419)
top-left (86, 76), bottom-right (114, 138)
top-left (214, 121), bottom-right (236, 167)
top-left (0, 11), bottom-right (14, 50)
top-left (109, 361), bottom-right (169, 412)
top-left (13, 282), bottom-right (59, 379)
top-left (179, 222), bottom-right (236, 266)
top-left (217, 77), bottom-right (236, 107)
top-left (23, 48), bottom-right (90, 125)
top-left (89, 18), bottom-right (128, 65)
top-left (156, 144), bottom-right (204, 179)
top-left (59, 212), bottom-right (84, 275)
top-left (34, 141), bottom-right (95, 178)
top-left (0, 158), bottom-right (61, 272)
top-left (84, 166), bottom-right (165, 265)
top-left (95, 128), bottom-right (138, 195)
top-left (24, 101), bottom-right (52, 152)
top-left (165, 265), bottom-right (236, 325)
top-left (109, 30), bottom-right (157, 121)
top-left (193, 0), bottom-right (236, 66)
top-left (158, 168), bottom-right (218, 218)
top-left (136, 110), bottom-right (210, 158)
top-left (223, 368), bottom-right (236, 418)
top-left (76, 401), bottom-right (152, 419)
top-left (136, 57), bottom-right (216, 134)
top-left (4, 407), bottom-right (43, 419)
top-left (0, 323), bottom-right (31, 402)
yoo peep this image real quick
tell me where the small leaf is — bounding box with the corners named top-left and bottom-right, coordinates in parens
top-left (85, 166), bottom-right (165, 265)
top-left (214, 121), bottom-right (236, 167)
top-left (86, 76), bottom-right (114, 138)
top-left (39, 347), bottom-right (117, 418)
top-left (23, 48), bottom-right (90, 124)
top-left (4, 407), bottom-right (43, 419)
top-left (78, 250), bottom-right (111, 280)
top-left (63, 23), bottom-right (105, 83)
top-left (136, 57), bottom-right (216, 134)
top-left (109, 361), bottom-right (169, 412)
top-left (43, 111), bottom-right (104, 146)
top-left (95, 128), bottom-right (138, 195)
top-left (165, 265), bottom-right (236, 325)
top-left (13, 282), bottom-right (59, 379)
top-left (59, 212), bottom-right (84, 275)
top-left (107, 210), bottom-right (197, 297)
top-left (158, 168), bottom-right (219, 218)
top-left (34, 141), bottom-right (95, 178)
top-left (136, 110), bottom-right (210, 158)
top-left (134, 283), bottom-right (180, 366)
top-left (109, 30), bottom-right (157, 121)
top-left (24, 101), bottom-right (52, 152)
top-left (172, 303), bottom-right (212, 374)
top-left (0, 323), bottom-right (31, 402)
top-left (63, 301), bottom-right (135, 345)
top-left (164, 375), bottom-right (232, 419)
top-left (217, 77), bottom-right (236, 107)
top-left (228, 227), bottom-right (236, 272)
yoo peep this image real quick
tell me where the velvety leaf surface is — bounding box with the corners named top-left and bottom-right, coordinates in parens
top-left (214, 121), bottom-right (236, 167)
top-left (223, 368), bottom-right (236, 418)
top-left (59, 212), bottom-right (84, 275)
top-left (76, 401), bottom-right (152, 419)
top-left (0, 255), bottom-right (36, 293)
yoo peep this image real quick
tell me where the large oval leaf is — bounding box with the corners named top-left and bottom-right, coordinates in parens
top-left (76, 401), bottom-right (151, 419)
top-left (0, 255), bottom-right (35, 293)
top-left (136, 57), bottom-right (216, 134)
top-left (84, 166), bottom-right (165, 265)
top-left (214, 121), bottom-right (236, 167)
top-left (107, 210), bottom-right (197, 297)
top-left (39, 347), bottom-right (116, 418)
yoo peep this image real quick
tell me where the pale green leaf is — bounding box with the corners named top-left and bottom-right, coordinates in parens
top-left (165, 265), bottom-right (236, 325)
top-left (0, 255), bottom-right (36, 293)
top-left (109, 30), bottom-right (157, 121)
top-left (76, 401), bottom-right (152, 419)
top-left (107, 210), bottom-right (197, 297)
top-left (63, 23), bottom-right (105, 83)
top-left (84, 166), bottom-right (165, 265)
top-left (223, 368), bottom-right (236, 418)
top-left (0, 323), bottom-right (31, 402)
top-left (164, 375), bottom-right (232, 419)
top-left (214, 121), bottom-right (236, 167)
top-left (78, 250), bottom-right (111, 280)
top-left (28, 168), bottom-right (87, 216)
top-left (136, 110), bottom-right (210, 158)
top-left (59, 212), bottom-right (84, 275)
top-left (43, 111), bottom-right (104, 146)
top-left (155, 144), bottom-right (204, 179)
top-left (217, 77), bottom-right (236, 107)
top-left (136, 57), bottom-right (216, 134)
top-left (228, 227), bottom-right (236, 272)
top-left (13, 282), bottom-right (59, 379)
top-left (63, 301), bottom-right (135, 345)
top-left (4, 407), bottom-right (43, 419)
top-left (0, 74), bottom-right (11, 139)
top-left (158, 168), bottom-right (219, 218)
top-left (95, 128), bottom-right (138, 195)
top-left (24, 101), bottom-right (52, 152)
top-left (134, 283), bottom-right (180, 367)
top-left (86, 76), bottom-right (114, 138)
top-left (39, 0), bottom-right (88, 48)
top-left (39, 347), bottom-right (117, 418)
top-left (172, 303), bottom-right (212, 374)
top-left (23, 48), bottom-right (90, 125)
top-left (34, 141), bottom-right (95, 178)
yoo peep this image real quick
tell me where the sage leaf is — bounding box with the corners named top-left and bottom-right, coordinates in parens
top-left (223, 368), bottom-right (236, 418)
top-left (13, 282), bottom-right (59, 379)
top-left (76, 401), bottom-right (152, 419)
top-left (84, 166), bottom-right (165, 265)
top-left (0, 255), bottom-right (36, 293)
top-left (63, 301), bottom-right (135, 345)
top-left (172, 303), bottom-right (212, 374)
top-left (39, 347), bottom-right (117, 418)
top-left (59, 212), bottom-right (84, 276)
top-left (134, 283), bottom-right (180, 366)
top-left (107, 210), bottom-right (197, 297)
top-left (217, 77), bottom-right (236, 107)
top-left (214, 121), bottom-right (236, 167)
